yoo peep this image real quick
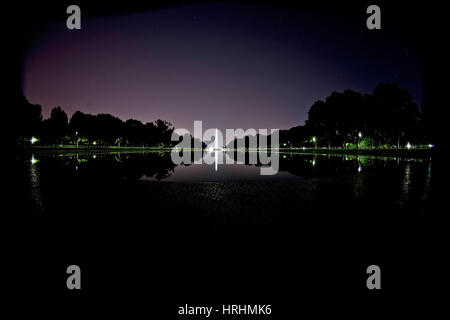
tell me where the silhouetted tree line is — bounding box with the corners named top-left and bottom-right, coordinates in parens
top-left (14, 82), bottom-right (432, 149)
top-left (282, 82), bottom-right (431, 148)
top-left (230, 83), bottom-right (431, 149)
top-left (13, 94), bottom-right (177, 147)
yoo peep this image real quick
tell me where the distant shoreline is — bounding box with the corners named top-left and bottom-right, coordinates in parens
top-left (22, 145), bottom-right (434, 158)
top-left (278, 147), bottom-right (434, 158)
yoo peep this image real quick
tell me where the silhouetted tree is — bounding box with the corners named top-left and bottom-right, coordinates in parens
top-left (303, 83), bottom-right (423, 148)
top-left (371, 82), bottom-right (420, 147)
top-left (41, 106), bottom-right (68, 144)
top-left (154, 119), bottom-right (174, 146)
top-left (94, 113), bottom-right (124, 145)
top-left (12, 94), bottom-right (42, 144)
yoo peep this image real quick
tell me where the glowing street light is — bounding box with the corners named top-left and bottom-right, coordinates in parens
top-left (357, 132), bottom-right (362, 148)
top-left (30, 137), bottom-right (39, 144)
top-left (406, 142), bottom-right (412, 149)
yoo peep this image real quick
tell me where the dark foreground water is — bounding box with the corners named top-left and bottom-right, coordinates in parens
top-left (20, 150), bottom-right (433, 208)
top-left (10, 150), bottom-right (442, 312)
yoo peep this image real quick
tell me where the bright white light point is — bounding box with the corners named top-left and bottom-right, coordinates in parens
top-left (215, 128), bottom-right (218, 171)
top-left (30, 155), bottom-right (38, 164)
top-left (358, 166), bottom-right (362, 172)
top-left (406, 142), bottom-right (411, 149)
top-left (30, 137), bottom-right (38, 144)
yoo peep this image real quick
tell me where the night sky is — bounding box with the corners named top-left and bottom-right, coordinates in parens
top-left (22, 2), bottom-right (423, 132)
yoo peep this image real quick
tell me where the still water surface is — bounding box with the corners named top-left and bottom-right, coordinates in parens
top-left (21, 151), bottom-right (433, 213)
top-left (23, 150), bottom-right (433, 182)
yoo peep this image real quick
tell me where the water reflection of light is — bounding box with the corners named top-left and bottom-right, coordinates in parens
top-left (353, 169), bottom-right (364, 198)
top-left (30, 155), bottom-right (39, 164)
top-left (215, 150), bottom-right (218, 171)
top-left (398, 163), bottom-right (412, 207)
top-left (421, 162), bottom-right (432, 203)
top-left (29, 155), bottom-right (43, 211)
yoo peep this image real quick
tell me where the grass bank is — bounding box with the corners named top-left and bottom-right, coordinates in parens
top-left (278, 147), bottom-right (434, 159)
